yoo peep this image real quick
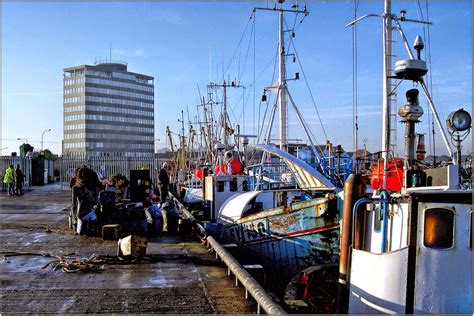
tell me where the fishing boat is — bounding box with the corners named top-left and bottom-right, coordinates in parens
top-left (189, 1), bottom-right (350, 308)
top-left (337, 1), bottom-right (472, 313)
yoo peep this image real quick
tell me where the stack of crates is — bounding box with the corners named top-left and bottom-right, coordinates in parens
top-left (129, 169), bottom-right (150, 203)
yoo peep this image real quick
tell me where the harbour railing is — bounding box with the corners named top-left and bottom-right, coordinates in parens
top-left (57, 156), bottom-right (164, 188)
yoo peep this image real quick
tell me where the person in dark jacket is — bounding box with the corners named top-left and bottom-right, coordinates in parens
top-left (14, 164), bottom-right (23, 195)
top-left (158, 162), bottom-right (170, 202)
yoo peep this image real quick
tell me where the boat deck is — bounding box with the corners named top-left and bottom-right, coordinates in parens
top-left (0, 184), bottom-right (258, 314)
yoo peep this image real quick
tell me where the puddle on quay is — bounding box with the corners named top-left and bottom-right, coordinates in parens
top-left (1, 255), bottom-right (54, 273)
top-left (58, 297), bottom-right (76, 312)
top-left (148, 266), bottom-right (171, 287)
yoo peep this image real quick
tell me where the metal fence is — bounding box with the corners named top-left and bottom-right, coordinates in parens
top-left (0, 156), bottom-right (33, 191)
top-left (58, 156), bottom-right (164, 188)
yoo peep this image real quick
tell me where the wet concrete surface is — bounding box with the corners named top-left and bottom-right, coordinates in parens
top-left (0, 184), bottom-right (257, 314)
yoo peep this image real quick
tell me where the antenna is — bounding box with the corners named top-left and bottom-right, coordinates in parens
top-left (209, 45), bottom-right (212, 83)
top-left (109, 43), bottom-right (112, 62)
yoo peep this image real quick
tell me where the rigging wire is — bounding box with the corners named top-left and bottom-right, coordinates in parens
top-left (415, 0), bottom-right (430, 157)
top-left (256, 46), bottom-right (279, 143)
top-left (425, 0), bottom-right (435, 159)
top-left (284, 20), bottom-right (329, 142)
top-left (277, 16), bottom-right (325, 156)
top-left (231, 14), bottom-right (256, 133)
top-left (414, 0), bottom-right (435, 159)
top-left (238, 16), bottom-right (256, 80)
top-left (253, 9), bottom-right (257, 138)
top-left (352, 0), bottom-right (360, 170)
top-left (223, 12), bottom-right (255, 80)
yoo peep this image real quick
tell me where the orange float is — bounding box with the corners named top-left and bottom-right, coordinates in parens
top-left (195, 168), bottom-right (203, 179)
top-left (228, 159), bottom-right (244, 175)
top-left (370, 159), bottom-right (404, 191)
top-left (215, 164), bottom-right (227, 174)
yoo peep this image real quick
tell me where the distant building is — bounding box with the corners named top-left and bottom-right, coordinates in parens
top-left (63, 60), bottom-right (154, 157)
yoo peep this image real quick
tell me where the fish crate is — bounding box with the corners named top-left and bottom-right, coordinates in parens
top-left (129, 207), bottom-right (148, 236)
top-left (102, 224), bottom-right (121, 240)
top-left (118, 235), bottom-right (147, 257)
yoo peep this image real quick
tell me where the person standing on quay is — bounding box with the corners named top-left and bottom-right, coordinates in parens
top-left (3, 165), bottom-right (14, 196)
top-left (14, 164), bottom-right (23, 195)
top-left (158, 162), bottom-right (170, 203)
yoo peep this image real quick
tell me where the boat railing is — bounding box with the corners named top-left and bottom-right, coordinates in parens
top-left (319, 155), bottom-right (353, 186)
top-left (351, 193), bottom-right (390, 253)
top-left (184, 173), bottom-right (201, 189)
top-left (245, 162), bottom-right (297, 191)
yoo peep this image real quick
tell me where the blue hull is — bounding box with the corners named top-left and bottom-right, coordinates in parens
top-left (215, 196), bottom-right (340, 296)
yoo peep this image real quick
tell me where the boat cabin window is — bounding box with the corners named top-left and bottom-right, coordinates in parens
top-left (230, 178), bottom-right (237, 192)
top-left (217, 181), bottom-right (225, 192)
top-left (423, 208), bottom-right (455, 249)
top-left (373, 204), bottom-right (382, 232)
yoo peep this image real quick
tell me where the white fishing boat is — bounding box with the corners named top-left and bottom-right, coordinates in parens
top-left (337, 0), bottom-right (472, 313)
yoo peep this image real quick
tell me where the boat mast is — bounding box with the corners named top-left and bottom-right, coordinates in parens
top-left (381, 0), bottom-right (392, 189)
top-left (278, 2), bottom-right (288, 153)
top-left (255, 0), bottom-right (307, 153)
top-left (208, 80), bottom-right (243, 150)
top-left (346, 0), bottom-right (456, 176)
top-left (223, 81), bottom-right (228, 147)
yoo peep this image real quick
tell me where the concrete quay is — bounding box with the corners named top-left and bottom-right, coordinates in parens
top-left (0, 184), bottom-right (258, 314)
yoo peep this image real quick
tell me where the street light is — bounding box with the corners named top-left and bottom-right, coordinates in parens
top-left (17, 138), bottom-right (28, 143)
top-left (154, 138), bottom-right (161, 152)
top-left (41, 129), bottom-right (52, 150)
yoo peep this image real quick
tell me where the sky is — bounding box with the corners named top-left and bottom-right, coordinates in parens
top-left (1, 0), bottom-right (472, 158)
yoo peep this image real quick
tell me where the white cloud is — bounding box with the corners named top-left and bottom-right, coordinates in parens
top-left (112, 48), bottom-right (146, 58)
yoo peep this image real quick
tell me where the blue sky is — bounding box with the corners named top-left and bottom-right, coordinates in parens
top-left (1, 1), bottom-right (472, 157)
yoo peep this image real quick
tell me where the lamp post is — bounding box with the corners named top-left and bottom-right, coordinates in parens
top-left (41, 129), bottom-right (51, 150)
top-left (154, 138), bottom-right (161, 153)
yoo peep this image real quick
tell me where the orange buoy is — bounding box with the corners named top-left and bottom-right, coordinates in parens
top-left (195, 168), bottom-right (203, 179)
top-left (215, 164), bottom-right (227, 175)
top-left (228, 159), bottom-right (244, 175)
top-left (370, 159), bottom-right (404, 191)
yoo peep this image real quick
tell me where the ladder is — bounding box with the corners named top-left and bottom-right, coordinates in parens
top-left (387, 25), bottom-right (399, 157)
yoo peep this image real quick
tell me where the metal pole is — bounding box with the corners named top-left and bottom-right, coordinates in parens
top-left (41, 128), bottom-right (51, 150)
top-left (223, 81), bottom-right (228, 147)
top-left (278, 6), bottom-right (288, 153)
top-left (381, 0), bottom-right (392, 190)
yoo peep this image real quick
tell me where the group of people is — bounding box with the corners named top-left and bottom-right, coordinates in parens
top-left (3, 164), bottom-right (24, 196)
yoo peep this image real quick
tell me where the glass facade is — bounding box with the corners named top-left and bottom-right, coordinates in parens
top-left (63, 62), bottom-right (155, 157)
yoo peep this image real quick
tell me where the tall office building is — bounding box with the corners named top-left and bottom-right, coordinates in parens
top-left (63, 61), bottom-right (154, 157)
